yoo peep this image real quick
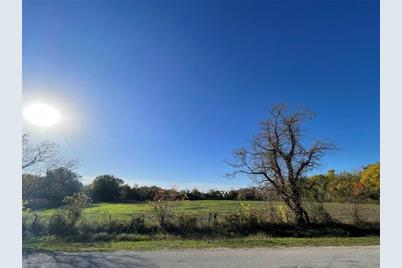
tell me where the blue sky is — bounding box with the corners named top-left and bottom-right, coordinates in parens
top-left (23, 0), bottom-right (379, 190)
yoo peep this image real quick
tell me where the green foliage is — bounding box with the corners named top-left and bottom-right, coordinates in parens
top-left (22, 200), bottom-right (31, 212)
top-left (30, 200), bottom-right (379, 225)
top-left (90, 175), bottom-right (124, 202)
top-left (23, 200), bottom-right (380, 246)
top-left (45, 193), bottom-right (90, 237)
top-left (63, 192), bottom-right (90, 226)
top-left (91, 232), bottom-right (113, 242)
top-left (151, 189), bottom-right (185, 229)
top-left (22, 168), bottom-right (83, 209)
top-left (175, 215), bottom-right (199, 236)
top-left (119, 184), bottom-right (133, 201)
top-left (47, 212), bottom-right (72, 236)
top-left (22, 163), bottom-right (379, 210)
top-left (187, 188), bottom-right (205, 200)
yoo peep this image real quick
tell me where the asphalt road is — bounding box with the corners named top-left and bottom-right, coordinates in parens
top-left (23, 246), bottom-right (379, 268)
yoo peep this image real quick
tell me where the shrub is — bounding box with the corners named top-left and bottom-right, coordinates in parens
top-left (266, 203), bottom-right (281, 223)
top-left (152, 202), bottom-right (174, 229)
top-left (277, 204), bottom-right (292, 223)
top-left (63, 192), bottom-right (90, 227)
top-left (223, 204), bottom-right (262, 234)
top-left (92, 232), bottom-right (113, 242)
top-left (47, 212), bottom-right (72, 236)
top-left (115, 233), bottom-right (149, 241)
top-left (126, 215), bottom-right (146, 233)
top-left (176, 215), bottom-right (198, 236)
top-left (151, 189), bottom-right (184, 229)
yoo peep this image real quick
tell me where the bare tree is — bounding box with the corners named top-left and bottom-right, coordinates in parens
top-left (227, 105), bottom-right (335, 225)
top-left (22, 133), bottom-right (78, 174)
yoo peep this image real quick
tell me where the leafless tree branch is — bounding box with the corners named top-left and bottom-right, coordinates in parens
top-left (226, 105), bottom-right (335, 224)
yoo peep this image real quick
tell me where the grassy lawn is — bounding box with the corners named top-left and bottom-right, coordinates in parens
top-left (25, 200), bottom-right (380, 224)
top-left (23, 236), bottom-right (380, 252)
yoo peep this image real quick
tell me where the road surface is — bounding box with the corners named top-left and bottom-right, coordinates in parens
top-left (23, 246), bottom-right (379, 268)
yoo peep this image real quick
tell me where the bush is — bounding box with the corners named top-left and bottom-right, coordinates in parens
top-left (63, 192), bottom-right (90, 227)
top-left (25, 208), bottom-right (380, 242)
top-left (115, 233), bottom-right (149, 241)
top-left (47, 212), bottom-right (72, 236)
top-left (265, 203), bottom-right (283, 223)
top-left (151, 189), bottom-right (184, 229)
top-left (176, 215), bottom-right (198, 236)
top-left (152, 202), bottom-right (174, 229)
top-left (126, 215), bottom-right (146, 233)
top-left (91, 232), bottom-right (113, 242)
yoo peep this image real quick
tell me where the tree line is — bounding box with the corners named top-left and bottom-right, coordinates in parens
top-left (22, 163), bottom-right (379, 210)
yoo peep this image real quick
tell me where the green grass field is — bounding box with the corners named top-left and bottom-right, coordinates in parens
top-left (24, 200), bottom-right (380, 224)
top-left (23, 200), bottom-right (380, 251)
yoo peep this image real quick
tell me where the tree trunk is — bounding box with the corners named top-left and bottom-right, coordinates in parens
top-left (294, 206), bottom-right (310, 225)
top-left (292, 186), bottom-right (310, 225)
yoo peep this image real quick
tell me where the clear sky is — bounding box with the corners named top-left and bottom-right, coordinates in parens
top-left (23, 0), bottom-right (379, 190)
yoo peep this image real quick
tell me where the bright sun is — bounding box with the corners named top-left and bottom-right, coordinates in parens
top-left (23, 103), bottom-right (61, 127)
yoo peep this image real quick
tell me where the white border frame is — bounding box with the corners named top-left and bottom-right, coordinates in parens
top-left (0, 0), bottom-right (22, 266)
top-left (381, 0), bottom-right (402, 267)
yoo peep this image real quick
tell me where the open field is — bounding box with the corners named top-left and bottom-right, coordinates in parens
top-left (23, 200), bottom-right (379, 251)
top-left (24, 200), bottom-right (380, 225)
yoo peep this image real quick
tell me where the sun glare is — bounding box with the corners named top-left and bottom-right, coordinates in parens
top-left (23, 103), bottom-right (61, 127)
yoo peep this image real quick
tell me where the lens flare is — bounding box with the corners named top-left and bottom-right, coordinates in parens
top-left (23, 103), bottom-right (61, 127)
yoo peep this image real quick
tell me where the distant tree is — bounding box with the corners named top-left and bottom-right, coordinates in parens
top-left (226, 190), bottom-right (240, 200)
top-left (238, 187), bottom-right (263, 201)
top-left (135, 186), bottom-right (152, 201)
top-left (130, 184), bottom-right (145, 201)
top-left (327, 169), bottom-right (336, 180)
top-left (178, 190), bottom-right (190, 200)
top-left (360, 162), bottom-right (380, 200)
top-left (90, 175), bottom-right (124, 202)
top-left (227, 105), bottom-right (335, 224)
top-left (187, 188), bottom-right (204, 200)
top-left (352, 181), bottom-right (365, 198)
top-left (82, 184), bottom-right (93, 198)
top-left (120, 184), bottom-right (133, 201)
top-left (146, 186), bottom-right (163, 201)
top-left (41, 168), bottom-right (83, 207)
top-left (23, 167), bottom-right (83, 209)
top-left (205, 190), bottom-right (224, 200)
top-left (327, 171), bottom-right (360, 200)
top-left (22, 174), bottom-right (40, 201)
top-left (307, 174), bottom-right (330, 202)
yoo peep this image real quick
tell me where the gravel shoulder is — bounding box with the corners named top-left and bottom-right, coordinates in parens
top-left (23, 245), bottom-right (379, 268)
